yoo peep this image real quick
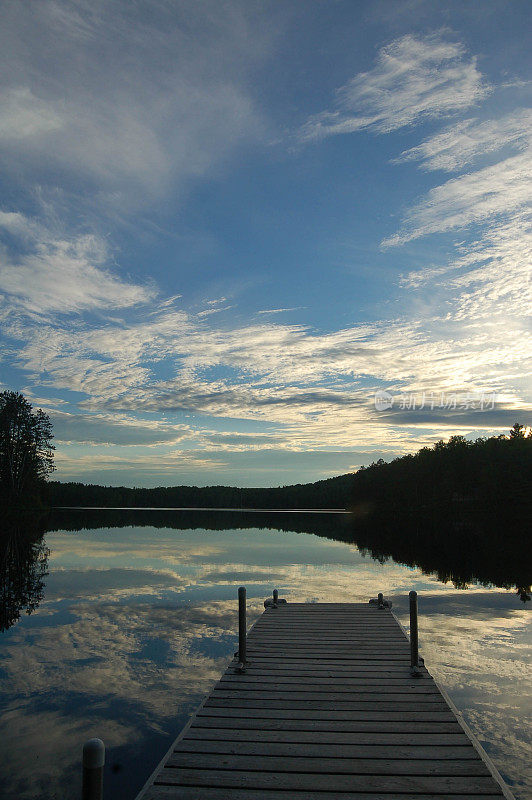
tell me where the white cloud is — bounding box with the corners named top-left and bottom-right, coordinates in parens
top-left (200, 431), bottom-right (289, 451)
top-left (5, 294), bottom-right (527, 457)
top-left (396, 109), bottom-right (532, 172)
top-left (1, 188), bottom-right (527, 475)
top-left (0, 16), bottom-right (529, 475)
top-left (257, 307), bottom-right (301, 314)
top-left (448, 215), bottom-right (532, 321)
top-left (384, 95), bottom-right (531, 333)
top-left (0, 213), bottom-right (155, 313)
top-left (54, 448), bottom-right (228, 478)
top-left (300, 34), bottom-right (489, 141)
top-left (383, 150), bottom-right (532, 246)
top-left (0, 0), bottom-right (269, 205)
top-left (197, 305), bottom-right (233, 317)
top-left (0, 87), bottom-right (63, 139)
top-left (49, 409), bottom-right (191, 446)
top-left (401, 212), bottom-right (532, 319)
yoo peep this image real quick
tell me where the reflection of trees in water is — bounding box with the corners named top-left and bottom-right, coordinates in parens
top-left (47, 507), bottom-right (530, 602)
top-left (46, 508), bottom-right (350, 538)
top-left (348, 509), bottom-right (531, 603)
top-left (517, 587), bottom-right (531, 603)
top-left (0, 514), bottom-right (49, 632)
top-left (1, 502), bottom-right (527, 638)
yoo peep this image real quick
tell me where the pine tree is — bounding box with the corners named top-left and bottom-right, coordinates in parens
top-left (509, 422), bottom-right (526, 439)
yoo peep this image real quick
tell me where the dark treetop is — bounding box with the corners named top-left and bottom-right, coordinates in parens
top-left (0, 391), bottom-right (55, 505)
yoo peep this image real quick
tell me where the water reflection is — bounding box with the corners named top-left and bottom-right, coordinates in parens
top-left (348, 506), bottom-right (531, 602)
top-left (0, 513), bottom-right (49, 632)
top-left (0, 510), bottom-right (530, 799)
top-left (47, 507), bottom-right (531, 599)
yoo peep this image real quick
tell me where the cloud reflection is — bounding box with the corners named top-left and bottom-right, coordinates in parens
top-left (0, 522), bottom-right (529, 799)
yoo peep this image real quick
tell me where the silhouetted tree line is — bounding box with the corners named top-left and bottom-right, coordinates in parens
top-left (348, 424), bottom-right (531, 602)
top-left (3, 426), bottom-right (529, 634)
top-left (350, 424), bottom-right (531, 521)
top-left (45, 473), bottom-right (355, 509)
top-left (46, 425), bottom-right (530, 519)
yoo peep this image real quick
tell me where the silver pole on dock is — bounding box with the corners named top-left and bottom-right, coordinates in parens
top-left (409, 590), bottom-right (422, 677)
top-left (237, 586), bottom-right (247, 671)
top-left (82, 738), bottom-right (105, 800)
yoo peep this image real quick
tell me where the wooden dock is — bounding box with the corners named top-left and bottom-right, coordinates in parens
top-left (136, 598), bottom-right (515, 800)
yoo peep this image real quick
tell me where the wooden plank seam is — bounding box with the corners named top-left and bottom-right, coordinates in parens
top-left (134, 597), bottom-right (516, 800)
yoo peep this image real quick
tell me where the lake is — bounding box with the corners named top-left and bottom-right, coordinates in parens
top-left (0, 509), bottom-right (530, 799)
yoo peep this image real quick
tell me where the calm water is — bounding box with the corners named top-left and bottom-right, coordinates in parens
top-left (0, 511), bottom-right (530, 799)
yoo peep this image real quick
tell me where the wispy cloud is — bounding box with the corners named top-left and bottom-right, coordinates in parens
top-left (0, 0), bottom-right (269, 207)
top-left (300, 34), bottom-right (489, 141)
top-left (1, 13), bottom-right (529, 483)
top-left (382, 73), bottom-right (531, 338)
top-left (449, 216), bottom-right (532, 321)
top-left (257, 307), bottom-right (301, 314)
top-left (2, 186), bottom-right (529, 468)
top-left (49, 409), bottom-right (191, 447)
top-left (395, 109), bottom-right (532, 172)
top-left (382, 151), bottom-right (531, 246)
top-left (0, 213), bottom-right (155, 313)
top-left (200, 431), bottom-right (289, 450)
top-left (401, 213), bottom-right (532, 323)
top-left (5, 288), bottom-right (527, 459)
top-left (0, 87), bottom-right (63, 139)
top-left (54, 448), bottom-right (229, 480)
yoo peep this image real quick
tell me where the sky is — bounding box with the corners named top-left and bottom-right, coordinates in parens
top-left (0, 0), bottom-right (531, 488)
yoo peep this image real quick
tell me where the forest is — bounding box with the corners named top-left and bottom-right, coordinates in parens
top-left (350, 424), bottom-right (531, 520)
top-left (45, 472), bottom-right (355, 509)
top-left (346, 424), bottom-right (531, 602)
top-left (2, 426), bottom-right (530, 632)
top-left (45, 424), bottom-right (531, 514)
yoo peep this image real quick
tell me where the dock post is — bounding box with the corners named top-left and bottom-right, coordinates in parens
top-left (236, 586), bottom-right (247, 672)
top-left (369, 593), bottom-right (392, 608)
top-left (273, 588), bottom-right (279, 606)
top-left (82, 738), bottom-right (105, 800)
top-left (409, 590), bottom-right (422, 677)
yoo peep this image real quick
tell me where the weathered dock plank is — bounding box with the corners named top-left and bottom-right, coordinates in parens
top-left (172, 741), bottom-right (481, 759)
top-left (166, 753), bottom-right (492, 776)
top-left (189, 716), bottom-right (464, 731)
top-left (136, 600), bottom-right (514, 800)
top-left (184, 727), bottom-right (472, 742)
top-left (145, 792), bottom-right (505, 800)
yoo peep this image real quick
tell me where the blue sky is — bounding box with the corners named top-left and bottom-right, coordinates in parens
top-left (0, 0), bottom-right (530, 487)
